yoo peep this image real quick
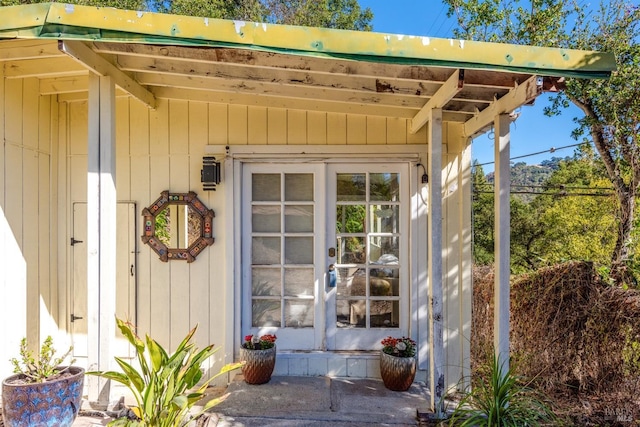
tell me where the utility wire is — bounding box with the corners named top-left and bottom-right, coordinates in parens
top-left (474, 142), bottom-right (589, 167)
top-left (473, 190), bottom-right (614, 197)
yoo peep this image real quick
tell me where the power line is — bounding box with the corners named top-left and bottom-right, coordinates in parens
top-left (473, 190), bottom-right (614, 197)
top-left (474, 142), bottom-right (589, 167)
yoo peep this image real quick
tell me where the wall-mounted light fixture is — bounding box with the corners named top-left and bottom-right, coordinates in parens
top-left (201, 156), bottom-right (221, 191)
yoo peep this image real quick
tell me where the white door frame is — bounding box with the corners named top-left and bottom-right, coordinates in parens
top-left (217, 145), bottom-right (427, 355)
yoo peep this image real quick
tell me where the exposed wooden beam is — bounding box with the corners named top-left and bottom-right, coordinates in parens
top-left (4, 57), bottom-right (86, 78)
top-left (94, 42), bottom-right (534, 89)
top-left (59, 40), bottom-right (156, 109)
top-left (410, 69), bottom-right (464, 134)
top-left (40, 76), bottom-right (89, 95)
top-left (117, 55), bottom-right (440, 99)
top-left (136, 73), bottom-right (427, 109)
top-left (463, 75), bottom-right (541, 138)
top-left (0, 39), bottom-right (64, 61)
top-left (151, 86), bottom-right (417, 118)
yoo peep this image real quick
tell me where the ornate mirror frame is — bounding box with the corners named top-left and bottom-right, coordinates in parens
top-left (141, 191), bottom-right (214, 263)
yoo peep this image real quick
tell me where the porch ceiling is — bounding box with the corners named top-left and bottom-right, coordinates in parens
top-left (0, 3), bottom-right (616, 138)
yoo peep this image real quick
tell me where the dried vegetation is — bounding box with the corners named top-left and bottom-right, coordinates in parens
top-left (473, 261), bottom-right (640, 425)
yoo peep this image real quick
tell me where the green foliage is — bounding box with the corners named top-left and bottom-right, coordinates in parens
top-left (10, 336), bottom-right (74, 383)
top-left (450, 354), bottom-right (556, 426)
top-left (445, 0), bottom-right (640, 270)
top-left (260, 0), bottom-right (372, 30)
top-left (88, 318), bottom-right (242, 427)
top-left (0, 0), bottom-right (147, 8)
top-left (622, 325), bottom-right (640, 377)
top-left (1, 0), bottom-right (373, 31)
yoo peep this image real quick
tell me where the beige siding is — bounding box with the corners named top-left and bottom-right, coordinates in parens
top-left (0, 76), bottom-right (58, 379)
top-left (0, 81), bottom-right (472, 383)
top-left (442, 122), bottom-right (472, 390)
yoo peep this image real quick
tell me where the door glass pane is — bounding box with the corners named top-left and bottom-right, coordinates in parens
top-left (336, 205), bottom-right (365, 233)
top-left (336, 300), bottom-right (365, 328)
top-left (285, 300), bottom-right (314, 328)
top-left (370, 173), bottom-right (400, 202)
top-left (285, 205), bottom-right (313, 232)
top-left (285, 174), bottom-right (313, 201)
top-left (252, 268), bottom-right (281, 296)
top-left (370, 205), bottom-right (398, 233)
top-left (253, 205), bottom-right (281, 232)
top-left (284, 268), bottom-right (314, 296)
top-left (370, 267), bottom-right (399, 297)
top-left (253, 174), bottom-right (280, 201)
top-left (337, 173), bottom-right (365, 201)
top-left (252, 237), bottom-right (280, 264)
top-left (369, 236), bottom-right (399, 262)
top-left (337, 236), bottom-right (365, 264)
top-left (252, 299), bottom-right (281, 327)
top-left (285, 237), bottom-right (313, 264)
top-left (370, 301), bottom-right (399, 328)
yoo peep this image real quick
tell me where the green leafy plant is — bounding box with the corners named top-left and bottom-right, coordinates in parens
top-left (449, 354), bottom-right (556, 426)
top-left (10, 336), bottom-right (74, 383)
top-left (88, 318), bottom-right (242, 427)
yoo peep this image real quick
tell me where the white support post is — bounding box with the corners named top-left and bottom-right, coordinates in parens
top-left (87, 73), bottom-right (117, 406)
top-left (428, 108), bottom-right (444, 414)
top-left (494, 114), bottom-right (511, 370)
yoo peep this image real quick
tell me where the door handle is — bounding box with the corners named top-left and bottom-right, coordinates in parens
top-left (327, 264), bottom-right (337, 288)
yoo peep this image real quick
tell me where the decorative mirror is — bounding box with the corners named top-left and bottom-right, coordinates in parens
top-left (141, 191), bottom-right (214, 262)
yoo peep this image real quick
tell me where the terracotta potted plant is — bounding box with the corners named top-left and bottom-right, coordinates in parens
top-left (2, 336), bottom-right (84, 427)
top-left (239, 334), bottom-right (277, 384)
top-left (379, 336), bottom-right (416, 391)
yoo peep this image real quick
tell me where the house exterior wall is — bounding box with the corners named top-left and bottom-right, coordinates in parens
top-left (0, 77), bottom-right (472, 389)
top-left (0, 75), bottom-right (61, 378)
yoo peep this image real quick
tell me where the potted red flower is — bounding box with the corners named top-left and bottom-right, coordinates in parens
top-left (239, 334), bottom-right (277, 384)
top-left (379, 336), bottom-right (416, 391)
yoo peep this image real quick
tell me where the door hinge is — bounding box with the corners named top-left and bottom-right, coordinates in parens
top-left (70, 237), bottom-right (83, 246)
top-left (70, 314), bottom-right (83, 322)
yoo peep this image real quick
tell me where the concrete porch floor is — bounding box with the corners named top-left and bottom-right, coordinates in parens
top-left (73, 375), bottom-right (433, 426)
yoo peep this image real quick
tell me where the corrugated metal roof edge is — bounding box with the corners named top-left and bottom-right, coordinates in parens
top-left (0, 3), bottom-right (616, 79)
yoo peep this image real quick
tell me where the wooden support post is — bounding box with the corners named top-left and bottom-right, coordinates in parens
top-left (494, 114), bottom-right (511, 370)
top-left (87, 73), bottom-right (117, 406)
top-left (428, 108), bottom-right (444, 414)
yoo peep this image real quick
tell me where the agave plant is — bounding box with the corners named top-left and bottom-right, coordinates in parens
top-left (88, 318), bottom-right (242, 427)
top-left (449, 354), bottom-right (556, 427)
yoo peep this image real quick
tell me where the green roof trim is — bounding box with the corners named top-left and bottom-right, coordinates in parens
top-left (0, 3), bottom-right (616, 79)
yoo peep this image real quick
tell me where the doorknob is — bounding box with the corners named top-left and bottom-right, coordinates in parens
top-left (327, 264), bottom-right (337, 288)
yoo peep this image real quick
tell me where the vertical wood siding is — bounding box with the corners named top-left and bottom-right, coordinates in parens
top-left (1, 88), bottom-right (470, 384)
top-left (0, 76), bottom-right (56, 379)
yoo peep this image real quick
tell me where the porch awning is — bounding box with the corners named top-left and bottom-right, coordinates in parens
top-left (0, 2), bottom-right (616, 136)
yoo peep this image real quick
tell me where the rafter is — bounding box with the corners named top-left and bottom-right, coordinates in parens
top-left (464, 75), bottom-right (542, 138)
top-left (410, 69), bottom-right (464, 134)
top-left (59, 40), bottom-right (156, 109)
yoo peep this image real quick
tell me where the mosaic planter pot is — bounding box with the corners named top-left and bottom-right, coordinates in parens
top-left (2, 366), bottom-right (84, 427)
top-left (379, 351), bottom-right (416, 391)
top-left (239, 346), bottom-right (276, 385)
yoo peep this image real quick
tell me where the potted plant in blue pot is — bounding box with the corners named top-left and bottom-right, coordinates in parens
top-left (2, 336), bottom-right (84, 427)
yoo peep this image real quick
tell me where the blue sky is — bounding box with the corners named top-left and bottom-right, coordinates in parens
top-left (358, 0), bottom-right (586, 172)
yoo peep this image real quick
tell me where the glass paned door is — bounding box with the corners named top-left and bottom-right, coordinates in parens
top-left (242, 164), bottom-right (325, 350)
top-left (326, 164), bottom-right (409, 350)
top-left (242, 162), bottom-right (408, 351)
